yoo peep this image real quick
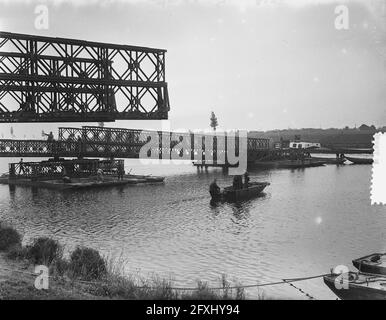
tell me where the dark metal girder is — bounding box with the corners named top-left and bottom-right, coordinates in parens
top-left (0, 112), bottom-right (167, 123)
top-left (0, 51), bottom-right (106, 64)
top-left (0, 84), bottom-right (105, 95)
top-left (0, 74), bottom-right (167, 88)
top-left (0, 31), bottom-right (167, 54)
top-left (0, 31), bottom-right (169, 122)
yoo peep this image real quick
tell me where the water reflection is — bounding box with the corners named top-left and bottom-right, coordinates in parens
top-left (0, 164), bottom-right (385, 300)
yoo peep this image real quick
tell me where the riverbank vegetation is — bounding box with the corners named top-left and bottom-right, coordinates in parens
top-left (0, 223), bottom-right (246, 300)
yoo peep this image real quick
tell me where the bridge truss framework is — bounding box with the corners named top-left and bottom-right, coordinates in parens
top-left (0, 126), bottom-right (271, 164)
top-left (0, 32), bottom-right (169, 122)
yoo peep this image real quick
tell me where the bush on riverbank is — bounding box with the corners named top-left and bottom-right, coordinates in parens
top-left (0, 223), bottom-right (246, 300)
top-left (26, 237), bottom-right (63, 265)
top-left (69, 247), bottom-right (107, 281)
top-left (0, 223), bottom-right (22, 251)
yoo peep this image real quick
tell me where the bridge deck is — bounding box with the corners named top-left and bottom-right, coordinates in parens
top-left (0, 126), bottom-right (271, 162)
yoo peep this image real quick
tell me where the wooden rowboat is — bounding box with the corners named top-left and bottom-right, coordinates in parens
top-left (324, 272), bottom-right (386, 300)
top-left (212, 182), bottom-right (270, 202)
top-left (311, 157), bottom-right (346, 165)
top-left (352, 253), bottom-right (386, 276)
top-left (346, 156), bottom-right (373, 165)
top-left (278, 160), bottom-right (326, 169)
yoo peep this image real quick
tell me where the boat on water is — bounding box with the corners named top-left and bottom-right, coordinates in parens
top-left (123, 174), bottom-right (165, 183)
top-left (252, 159), bottom-right (326, 169)
top-left (211, 181), bottom-right (270, 202)
top-left (311, 157), bottom-right (346, 165)
top-left (277, 159), bottom-right (326, 169)
top-left (345, 156), bottom-right (373, 165)
top-left (324, 272), bottom-right (386, 300)
top-left (352, 253), bottom-right (386, 276)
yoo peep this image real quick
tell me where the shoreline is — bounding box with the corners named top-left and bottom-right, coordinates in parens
top-left (0, 224), bottom-right (248, 300)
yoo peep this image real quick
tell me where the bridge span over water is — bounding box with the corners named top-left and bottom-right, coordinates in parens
top-left (0, 126), bottom-right (271, 164)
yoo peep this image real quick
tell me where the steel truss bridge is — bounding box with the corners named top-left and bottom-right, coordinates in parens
top-left (0, 126), bottom-right (270, 163)
top-left (0, 32), bottom-right (169, 122)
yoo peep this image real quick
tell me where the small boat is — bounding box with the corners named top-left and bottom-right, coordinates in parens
top-left (278, 160), bottom-right (326, 169)
top-left (123, 174), bottom-right (165, 183)
top-left (311, 157), bottom-right (346, 165)
top-left (252, 159), bottom-right (326, 169)
top-left (324, 272), bottom-right (386, 300)
top-left (212, 182), bottom-right (270, 202)
top-left (346, 156), bottom-right (373, 165)
top-left (352, 253), bottom-right (386, 276)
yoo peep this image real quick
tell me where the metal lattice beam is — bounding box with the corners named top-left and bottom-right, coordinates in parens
top-left (0, 31), bottom-right (169, 122)
top-left (0, 126), bottom-right (271, 162)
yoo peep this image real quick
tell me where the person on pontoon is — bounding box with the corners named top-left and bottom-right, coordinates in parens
top-left (18, 158), bottom-right (25, 174)
top-left (97, 168), bottom-right (104, 182)
top-left (42, 131), bottom-right (54, 142)
top-left (232, 175), bottom-right (243, 190)
top-left (209, 179), bottom-right (220, 198)
top-left (243, 172), bottom-right (250, 188)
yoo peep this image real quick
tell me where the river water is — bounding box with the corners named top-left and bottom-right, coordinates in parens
top-left (0, 157), bottom-right (385, 299)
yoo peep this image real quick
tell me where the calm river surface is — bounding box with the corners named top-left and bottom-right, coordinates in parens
top-left (0, 157), bottom-right (385, 299)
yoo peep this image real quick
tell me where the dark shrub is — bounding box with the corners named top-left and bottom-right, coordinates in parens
top-left (49, 258), bottom-right (70, 277)
top-left (69, 247), bottom-right (107, 281)
top-left (0, 224), bottom-right (21, 251)
top-left (6, 244), bottom-right (27, 260)
top-left (26, 237), bottom-right (63, 265)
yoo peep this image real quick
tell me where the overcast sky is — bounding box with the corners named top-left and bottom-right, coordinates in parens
top-left (0, 0), bottom-right (385, 138)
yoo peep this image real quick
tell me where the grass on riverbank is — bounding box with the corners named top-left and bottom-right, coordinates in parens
top-left (0, 223), bottom-right (246, 300)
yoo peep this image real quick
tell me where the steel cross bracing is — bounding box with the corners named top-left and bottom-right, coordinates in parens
top-left (0, 126), bottom-right (270, 162)
top-left (0, 32), bottom-right (169, 122)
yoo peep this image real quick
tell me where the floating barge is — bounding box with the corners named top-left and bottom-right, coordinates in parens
top-left (0, 158), bottom-right (164, 190)
top-left (0, 175), bottom-right (165, 190)
top-left (0, 176), bottom-right (128, 190)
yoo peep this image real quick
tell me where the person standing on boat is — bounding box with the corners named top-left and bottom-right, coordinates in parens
top-left (243, 171), bottom-right (250, 188)
top-left (209, 179), bottom-right (220, 198)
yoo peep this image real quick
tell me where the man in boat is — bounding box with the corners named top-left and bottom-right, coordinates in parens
top-left (209, 179), bottom-right (220, 198)
top-left (243, 171), bottom-right (250, 188)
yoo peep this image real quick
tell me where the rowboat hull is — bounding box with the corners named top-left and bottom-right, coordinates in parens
top-left (324, 272), bottom-right (386, 300)
top-left (213, 182), bottom-right (270, 202)
top-left (251, 159), bottom-right (326, 169)
top-left (278, 160), bottom-right (326, 169)
top-left (311, 157), bottom-right (346, 165)
top-left (352, 253), bottom-right (386, 276)
top-left (346, 156), bottom-right (373, 165)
